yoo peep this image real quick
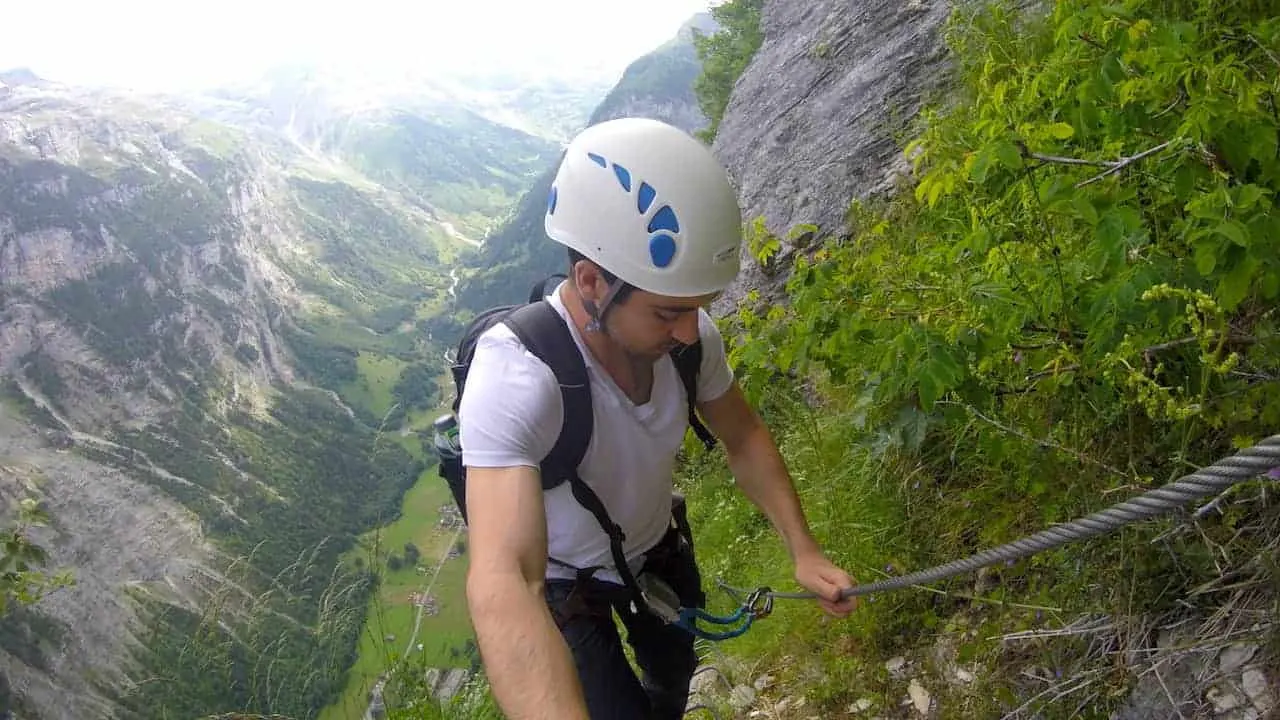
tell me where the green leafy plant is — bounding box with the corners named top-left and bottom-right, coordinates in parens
top-left (1, 494), bottom-right (74, 615)
top-left (693, 0), bottom-right (1280, 715)
top-left (728, 0), bottom-right (1279, 445)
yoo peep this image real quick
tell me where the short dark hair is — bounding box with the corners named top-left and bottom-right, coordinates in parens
top-left (568, 248), bottom-right (635, 304)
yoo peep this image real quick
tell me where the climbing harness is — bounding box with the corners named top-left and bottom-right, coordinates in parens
top-left (696, 434), bottom-right (1280, 633)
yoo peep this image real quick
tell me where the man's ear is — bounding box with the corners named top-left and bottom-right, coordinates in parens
top-left (572, 260), bottom-right (606, 303)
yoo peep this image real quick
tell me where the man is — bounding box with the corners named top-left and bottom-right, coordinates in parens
top-left (459, 117), bottom-right (857, 720)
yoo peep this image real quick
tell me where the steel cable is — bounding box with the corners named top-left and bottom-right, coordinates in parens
top-left (718, 434), bottom-right (1280, 602)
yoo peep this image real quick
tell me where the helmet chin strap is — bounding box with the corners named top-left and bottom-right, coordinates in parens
top-left (583, 277), bottom-right (628, 333)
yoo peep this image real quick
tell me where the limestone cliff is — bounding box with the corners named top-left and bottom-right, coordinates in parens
top-left (710, 0), bottom-right (955, 314)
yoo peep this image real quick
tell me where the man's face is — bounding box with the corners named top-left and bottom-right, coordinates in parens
top-left (603, 289), bottom-right (717, 361)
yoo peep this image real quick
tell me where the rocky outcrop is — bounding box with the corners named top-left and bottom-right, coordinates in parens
top-left (0, 94), bottom-right (301, 431)
top-left (710, 0), bottom-right (956, 314)
top-left (0, 405), bottom-right (221, 720)
top-left (585, 12), bottom-right (719, 132)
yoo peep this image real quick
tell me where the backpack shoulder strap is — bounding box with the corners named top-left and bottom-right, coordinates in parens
top-left (501, 301), bottom-right (592, 490)
top-left (502, 301), bottom-right (649, 612)
top-left (671, 342), bottom-right (716, 450)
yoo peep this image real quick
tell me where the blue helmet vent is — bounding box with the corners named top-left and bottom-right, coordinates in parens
top-left (612, 163), bottom-right (632, 192)
top-left (647, 205), bottom-right (679, 234)
top-left (583, 150), bottom-right (683, 269)
top-left (649, 233), bottom-right (677, 268)
top-left (637, 182), bottom-right (656, 214)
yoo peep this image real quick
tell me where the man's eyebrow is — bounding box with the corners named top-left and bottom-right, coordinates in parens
top-left (653, 304), bottom-right (701, 313)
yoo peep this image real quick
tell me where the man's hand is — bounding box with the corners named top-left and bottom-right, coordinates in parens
top-left (793, 549), bottom-right (858, 618)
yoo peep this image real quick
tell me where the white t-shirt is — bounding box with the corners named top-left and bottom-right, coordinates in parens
top-left (457, 282), bottom-right (735, 584)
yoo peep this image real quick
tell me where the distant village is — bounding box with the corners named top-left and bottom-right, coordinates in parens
top-left (438, 503), bottom-right (464, 531)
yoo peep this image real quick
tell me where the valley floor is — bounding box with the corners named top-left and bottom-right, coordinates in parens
top-left (319, 470), bottom-right (474, 720)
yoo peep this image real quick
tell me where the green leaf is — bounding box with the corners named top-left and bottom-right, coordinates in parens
top-left (967, 225), bottom-right (993, 254)
top-left (1234, 184), bottom-right (1264, 211)
top-left (1261, 272), bottom-right (1279, 300)
top-left (1094, 209), bottom-right (1130, 271)
top-left (969, 148), bottom-right (992, 183)
top-left (1194, 241), bottom-right (1218, 276)
top-left (1039, 176), bottom-right (1074, 209)
top-left (918, 369), bottom-right (943, 408)
top-left (1218, 255), bottom-right (1260, 310)
top-left (994, 141), bottom-right (1022, 170)
top-left (1189, 192), bottom-right (1225, 220)
top-left (1247, 212), bottom-right (1280, 247)
top-left (927, 177), bottom-right (946, 207)
top-left (1046, 122), bottom-right (1075, 139)
top-left (1072, 195), bottom-right (1099, 225)
top-left (915, 176), bottom-right (934, 204)
top-left (1218, 125), bottom-right (1254, 174)
top-left (1173, 164), bottom-right (1198, 199)
top-left (1214, 220), bottom-right (1249, 247)
top-left (1249, 124), bottom-right (1277, 166)
top-left (932, 347), bottom-right (965, 386)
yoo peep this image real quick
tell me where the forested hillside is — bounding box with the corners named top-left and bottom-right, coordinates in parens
top-left (0, 67), bottom-right (570, 719)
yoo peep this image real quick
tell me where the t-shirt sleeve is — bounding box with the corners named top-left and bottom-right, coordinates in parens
top-left (695, 309), bottom-right (735, 403)
top-left (457, 329), bottom-right (562, 469)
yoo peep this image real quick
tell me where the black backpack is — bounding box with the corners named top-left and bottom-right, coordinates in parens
top-left (437, 274), bottom-right (716, 611)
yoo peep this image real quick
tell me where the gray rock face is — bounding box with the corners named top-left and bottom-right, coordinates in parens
top-left (0, 98), bottom-right (301, 430)
top-left (710, 0), bottom-right (955, 314)
top-left (0, 406), bottom-right (219, 720)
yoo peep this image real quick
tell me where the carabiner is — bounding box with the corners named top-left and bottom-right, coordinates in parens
top-left (744, 586), bottom-right (774, 619)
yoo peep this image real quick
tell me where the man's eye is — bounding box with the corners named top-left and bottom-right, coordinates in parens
top-left (655, 312), bottom-right (678, 323)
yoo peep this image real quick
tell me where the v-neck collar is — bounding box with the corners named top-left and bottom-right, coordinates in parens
top-left (548, 282), bottom-right (662, 417)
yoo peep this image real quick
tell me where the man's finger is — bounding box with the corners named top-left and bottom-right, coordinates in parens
top-left (819, 598), bottom-right (853, 618)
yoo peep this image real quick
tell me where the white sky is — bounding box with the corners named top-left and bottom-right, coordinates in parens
top-left (0, 0), bottom-right (720, 92)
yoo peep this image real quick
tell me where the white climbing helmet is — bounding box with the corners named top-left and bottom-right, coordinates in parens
top-left (544, 117), bottom-right (743, 298)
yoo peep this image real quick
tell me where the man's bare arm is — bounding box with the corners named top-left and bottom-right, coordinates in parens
top-left (464, 465), bottom-right (590, 719)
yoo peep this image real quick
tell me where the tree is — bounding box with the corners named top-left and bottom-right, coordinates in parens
top-left (691, 0), bottom-right (766, 142)
top-left (403, 542), bottom-right (420, 566)
top-left (391, 363), bottom-right (440, 412)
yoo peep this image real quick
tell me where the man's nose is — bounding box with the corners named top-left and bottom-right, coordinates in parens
top-left (671, 312), bottom-right (699, 345)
